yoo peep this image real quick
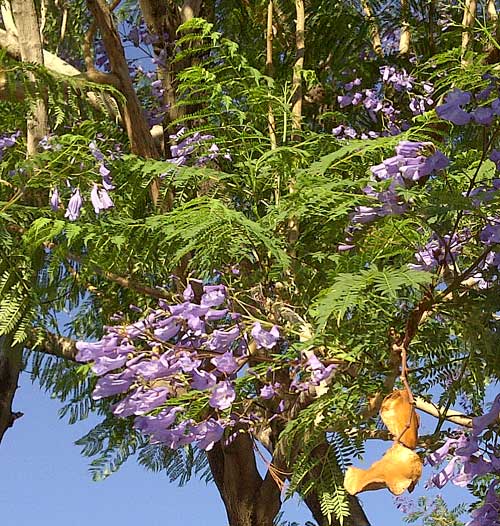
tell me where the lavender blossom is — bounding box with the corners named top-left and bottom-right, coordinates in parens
top-left (472, 394), bottom-right (500, 435)
top-left (195, 418), bottom-right (225, 451)
top-left (92, 371), bottom-right (134, 399)
top-left (251, 322), bottom-right (280, 349)
top-left (436, 89), bottom-right (471, 125)
top-left (90, 183), bottom-right (114, 214)
top-left (64, 188), bottom-right (83, 221)
top-left (112, 387), bottom-right (169, 417)
top-left (209, 380), bottom-right (236, 410)
top-left (49, 187), bottom-right (60, 211)
top-left (211, 352), bottom-right (239, 375)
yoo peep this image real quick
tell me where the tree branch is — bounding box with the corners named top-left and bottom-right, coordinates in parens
top-left (28, 330), bottom-right (79, 362)
top-left (461, 0), bottom-right (477, 65)
top-left (414, 397), bottom-right (473, 428)
top-left (399, 0), bottom-right (410, 55)
top-left (291, 0), bottom-right (304, 139)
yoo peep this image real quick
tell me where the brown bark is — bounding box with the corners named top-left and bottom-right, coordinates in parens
top-left (461, 0), bottom-right (477, 65)
top-left (206, 433), bottom-right (281, 526)
top-left (0, 335), bottom-right (23, 444)
top-left (10, 0), bottom-right (49, 155)
top-left (302, 442), bottom-right (370, 526)
top-left (28, 331), bottom-right (78, 361)
top-left (86, 0), bottom-right (159, 160)
top-left (485, 0), bottom-right (499, 63)
top-left (138, 0), bottom-right (203, 152)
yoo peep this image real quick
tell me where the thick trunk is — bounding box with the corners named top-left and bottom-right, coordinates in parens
top-left (10, 0), bottom-right (49, 155)
top-left (207, 433), bottom-right (281, 526)
top-left (0, 335), bottom-right (23, 444)
top-left (303, 443), bottom-right (370, 526)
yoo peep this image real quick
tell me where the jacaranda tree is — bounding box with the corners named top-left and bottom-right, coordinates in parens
top-left (1, 1), bottom-right (500, 525)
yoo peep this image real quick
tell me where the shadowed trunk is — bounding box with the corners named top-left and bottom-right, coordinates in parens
top-left (0, 335), bottom-right (23, 444)
top-left (207, 433), bottom-right (282, 526)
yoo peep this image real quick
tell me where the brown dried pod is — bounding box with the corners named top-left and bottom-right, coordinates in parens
top-left (380, 389), bottom-right (419, 449)
top-left (344, 443), bottom-right (422, 496)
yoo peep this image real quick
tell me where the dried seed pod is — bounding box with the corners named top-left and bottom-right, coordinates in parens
top-left (344, 443), bottom-right (422, 496)
top-left (380, 389), bottom-right (419, 449)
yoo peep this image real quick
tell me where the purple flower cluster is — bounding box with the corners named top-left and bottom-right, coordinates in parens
top-left (427, 394), bottom-right (500, 526)
top-left (339, 141), bottom-right (449, 251)
top-left (333, 67), bottom-right (435, 139)
top-left (380, 66), bottom-right (414, 92)
top-left (76, 281), bottom-right (337, 451)
top-left (0, 131), bottom-right (20, 160)
top-left (167, 128), bottom-right (230, 167)
top-left (76, 282), bottom-right (244, 450)
top-left (408, 233), bottom-right (464, 272)
top-left (50, 140), bottom-right (117, 220)
top-left (436, 88), bottom-right (500, 126)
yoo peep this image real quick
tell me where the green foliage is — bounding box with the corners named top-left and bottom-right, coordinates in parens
top-left (3, 2), bottom-right (500, 525)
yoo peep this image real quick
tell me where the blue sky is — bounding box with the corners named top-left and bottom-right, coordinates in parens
top-left (0, 371), bottom-right (475, 526)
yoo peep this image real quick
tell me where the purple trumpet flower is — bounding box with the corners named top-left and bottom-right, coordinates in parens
top-left (90, 183), bottom-right (114, 214)
top-left (64, 188), bottom-right (83, 221)
top-left (209, 380), bottom-right (236, 410)
top-left (49, 187), bottom-right (60, 211)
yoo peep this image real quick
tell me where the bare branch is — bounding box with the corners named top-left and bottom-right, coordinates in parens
top-left (461, 0), bottom-right (477, 65)
top-left (291, 0), bottom-right (304, 138)
top-left (414, 396), bottom-right (473, 428)
top-left (87, 0), bottom-right (160, 203)
top-left (28, 330), bottom-right (79, 362)
top-left (266, 1), bottom-right (277, 151)
top-left (361, 0), bottom-right (383, 57)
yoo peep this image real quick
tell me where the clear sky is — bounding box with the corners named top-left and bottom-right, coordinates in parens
top-left (0, 371), bottom-right (475, 526)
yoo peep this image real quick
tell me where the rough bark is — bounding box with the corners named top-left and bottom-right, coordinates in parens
top-left (10, 0), bottom-right (49, 155)
top-left (0, 335), bottom-right (23, 444)
top-left (206, 433), bottom-right (282, 526)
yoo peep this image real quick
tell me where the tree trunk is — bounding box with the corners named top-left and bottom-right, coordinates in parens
top-left (461, 0), bottom-right (477, 65)
top-left (206, 433), bottom-right (282, 526)
top-left (0, 335), bottom-right (23, 444)
top-left (301, 442), bottom-right (370, 526)
top-left (10, 0), bottom-right (49, 155)
top-left (361, 0), bottom-right (383, 57)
